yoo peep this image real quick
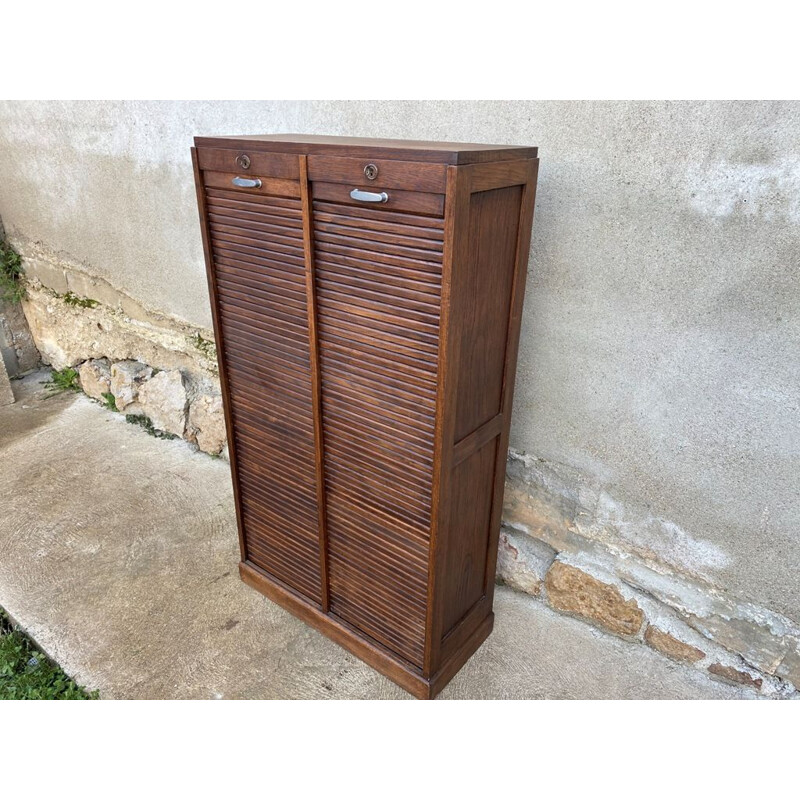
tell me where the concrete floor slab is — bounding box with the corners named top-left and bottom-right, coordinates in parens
top-left (0, 372), bottom-right (755, 699)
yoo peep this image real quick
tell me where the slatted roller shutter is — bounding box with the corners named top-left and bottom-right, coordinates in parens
top-left (205, 185), bottom-right (322, 604)
top-left (194, 137), bottom-right (540, 698)
top-left (312, 199), bottom-right (444, 667)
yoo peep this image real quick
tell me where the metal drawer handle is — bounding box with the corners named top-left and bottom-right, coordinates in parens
top-left (350, 188), bottom-right (388, 203)
top-left (232, 176), bottom-right (262, 189)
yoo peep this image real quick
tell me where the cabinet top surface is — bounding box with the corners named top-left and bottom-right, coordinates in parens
top-left (193, 133), bottom-right (537, 165)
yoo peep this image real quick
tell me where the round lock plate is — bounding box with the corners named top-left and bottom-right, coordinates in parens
top-left (364, 163), bottom-right (379, 181)
top-left (236, 154), bottom-right (251, 170)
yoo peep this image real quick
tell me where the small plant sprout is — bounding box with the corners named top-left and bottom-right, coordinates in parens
top-left (0, 239), bottom-right (25, 304)
top-left (42, 367), bottom-right (81, 395)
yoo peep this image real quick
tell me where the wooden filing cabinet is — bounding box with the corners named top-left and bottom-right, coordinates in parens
top-left (191, 134), bottom-right (539, 698)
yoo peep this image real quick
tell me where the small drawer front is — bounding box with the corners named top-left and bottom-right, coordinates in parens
top-left (197, 147), bottom-right (300, 180)
top-left (308, 156), bottom-right (447, 193)
top-left (203, 170), bottom-right (301, 200)
top-left (312, 181), bottom-right (444, 217)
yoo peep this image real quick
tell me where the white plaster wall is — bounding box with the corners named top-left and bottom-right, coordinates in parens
top-left (0, 101), bottom-right (797, 621)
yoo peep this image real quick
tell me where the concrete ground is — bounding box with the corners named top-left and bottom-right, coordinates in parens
top-left (0, 371), bottom-right (756, 700)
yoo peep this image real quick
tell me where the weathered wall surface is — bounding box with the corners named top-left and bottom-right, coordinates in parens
top-left (1, 101), bottom-right (798, 690)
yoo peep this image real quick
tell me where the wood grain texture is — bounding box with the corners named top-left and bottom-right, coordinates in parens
top-left (480, 159), bottom-right (540, 614)
top-left (192, 148), bottom-right (249, 564)
top-left (452, 413), bottom-right (503, 467)
top-left (308, 155), bottom-right (447, 192)
top-left (312, 181), bottom-right (444, 216)
top-left (197, 147), bottom-right (300, 179)
top-left (202, 167), bottom-right (322, 603)
top-left (203, 170), bottom-right (301, 199)
top-left (299, 155), bottom-right (330, 611)
top-left (425, 164), bottom-right (473, 673)
top-left (193, 136), bottom-right (539, 698)
top-left (313, 192), bottom-right (444, 668)
top-left (440, 440), bottom-right (498, 634)
top-left (194, 133), bottom-right (538, 165)
top-left (452, 184), bottom-right (522, 440)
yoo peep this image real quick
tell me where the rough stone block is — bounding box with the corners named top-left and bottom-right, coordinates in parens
top-left (137, 369), bottom-right (187, 437)
top-left (645, 625), bottom-right (705, 665)
top-left (110, 360), bottom-right (152, 410)
top-left (687, 612), bottom-right (788, 675)
top-left (776, 639), bottom-right (800, 687)
top-left (1, 299), bottom-right (40, 376)
top-left (20, 282), bottom-right (219, 377)
top-left (23, 256), bottom-right (69, 294)
top-left (496, 526), bottom-right (556, 597)
top-left (545, 561), bottom-right (645, 637)
top-left (708, 662), bottom-right (763, 690)
top-left (0, 356), bottom-right (14, 406)
top-left (187, 393), bottom-right (226, 455)
top-left (78, 358), bottom-right (112, 401)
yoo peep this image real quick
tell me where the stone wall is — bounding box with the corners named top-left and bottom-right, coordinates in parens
top-left (498, 452), bottom-right (799, 696)
top-left (18, 269), bottom-right (227, 456)
top-left (0, 101), bottom-right (798, 696)
top-left (1, 220), bottom-right (41, 403)
top-left (0, 296), bottom-right (38, 405)
top-left (0, 299), bottom-right (39, 378)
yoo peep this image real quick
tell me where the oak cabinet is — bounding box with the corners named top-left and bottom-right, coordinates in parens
top-left (192, 134), bottom-right (539, 698)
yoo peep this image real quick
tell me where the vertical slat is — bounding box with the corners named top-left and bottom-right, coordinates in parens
top-left (424, 164), bottom-right (472, 676)
top-left (191, 147), bottom-right (248, 563)
top-left (299, 154), bottom-right (330, 612)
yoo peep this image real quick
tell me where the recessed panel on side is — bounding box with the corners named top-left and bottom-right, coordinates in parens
top-left (452, 185), bottom-right (523, 442)
top-left (440, 440), bottom-right (499, 636)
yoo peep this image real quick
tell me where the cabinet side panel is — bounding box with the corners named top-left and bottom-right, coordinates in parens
top-left (439, 440), bottom-right (499, 634)
top-left (452, 185), bottom-right (522, 441)
top-left (439, 181), bottom-right (525, 642)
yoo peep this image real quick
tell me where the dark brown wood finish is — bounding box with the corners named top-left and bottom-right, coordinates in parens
top-left (299, 155), bottom-right (330, 611)
top-left (195, 133), bottom-right (537, 165)
top-left (192, 135), bottom-right (538, 698)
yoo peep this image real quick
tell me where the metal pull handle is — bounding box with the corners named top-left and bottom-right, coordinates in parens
top-left (232, 176), bottom-right (262, 189)
top-left (350, 188), bottom-right (389, 203)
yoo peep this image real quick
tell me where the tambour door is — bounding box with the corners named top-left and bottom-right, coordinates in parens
top-left (193, 135), bottom-right (539, 698)
top-left (308, 156), bottom-right (447, 667)
top-left (194, 148), bottom-right (324, 604)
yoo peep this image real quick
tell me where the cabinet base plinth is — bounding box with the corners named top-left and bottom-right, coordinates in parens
top-left (239, 560), bottom-right (493, 699)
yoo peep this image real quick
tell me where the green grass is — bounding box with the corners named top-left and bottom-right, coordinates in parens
top-left (125, 413), bottom-right (178, 440)
top-left (60, 291), bottom-right (99, 308)
top-left (100, 391), bottom-right (118, 411)
top-left (0, 608), bottom-right (97, 699)
top-left (42, 367), bottom-right (81, 394)
top-left (0, 239), bottom-right (25, 304)
top-left (190, 332), bottom-right (216, 359)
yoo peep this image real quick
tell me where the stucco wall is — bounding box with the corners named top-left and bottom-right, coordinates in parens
top-left (1, 100), bottom-right (797, 628)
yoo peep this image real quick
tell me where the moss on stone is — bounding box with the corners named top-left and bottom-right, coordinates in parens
top-left (0, 239), bottom-right (25, 304)
top-left (60, 291), bottom-right (99, 308)
top-left (125, 412), bottom-right (178, 440)
top-left (190, 332), bottom-right (216, 359)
